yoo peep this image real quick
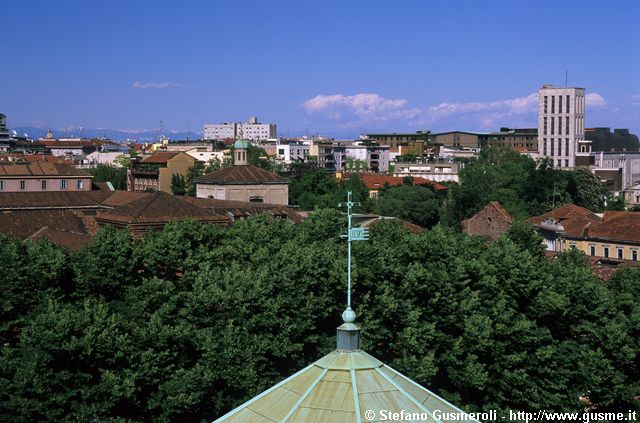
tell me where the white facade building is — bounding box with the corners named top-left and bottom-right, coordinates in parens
top-left (204, 122), bottom-right (237, 140)
top-left (203, 117), bottom-right (276, 141)
top-left (393, 162), bottom-right (459, 182)
top-left (537, 85), bottom-right (590, 168)
top-left (275, 143), bottom-right (309, 164)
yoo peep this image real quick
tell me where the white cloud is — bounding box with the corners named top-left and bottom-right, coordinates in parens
top-left (585, 92), bottom-right (606, 107)
top-left (301, 91), bottom-right (609, 130)
top-left (132, 81), bottom-right (180, 89)
top-left (302, 93), bottom-right (408, 122)
top-left (630, 94), bottom-right (640, 107)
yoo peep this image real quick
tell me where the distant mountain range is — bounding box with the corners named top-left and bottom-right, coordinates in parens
top-left (10, 126), bottom-right (202, 142)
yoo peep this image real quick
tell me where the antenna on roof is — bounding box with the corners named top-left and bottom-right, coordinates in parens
top-left (338, 191), bottom-right (368, 325)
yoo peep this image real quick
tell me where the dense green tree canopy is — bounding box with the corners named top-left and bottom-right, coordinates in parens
top-left (444, 147), bottom-right (619, 226)
top-left (88, 164), bottom-right (128, 190)
top-left (0, 214), bottom-right (638, 422)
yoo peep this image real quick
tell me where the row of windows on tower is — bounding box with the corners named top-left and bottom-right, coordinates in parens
top-left (542, 138), bottom-right (571, 157)
top-left (544, 95), bottom-right (572, 114)
top-left (543, 116), bottom-right (584, 136)
top-left (543, 94), bottom-right (584, 114)
top-left (0, 179), bottom-right (84, 191)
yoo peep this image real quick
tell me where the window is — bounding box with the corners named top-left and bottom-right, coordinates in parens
top-left (590, 245), bottom-right (596, 256)
top-left (566, 95), bottom-right (570, 113)
top-left (566, 138), bottom-right (569, 155)
top-left (544, 96), bottom-right (548, 113)
top-left (544, 118), bottom-right (547, 135)
top-left (557, 159), bottom-right (562, 167)
top-left (566, 118), bottom-right (570, 134)
top-left (633, 250), bottom-right (638, 261)
top-left (60, 180), bottom-right (68, 190)
top-left (0, 181), bottom-right (3, 190)
top-left (558, 95), bottom-right (563, 113)
top-left (558, 137), bottom-right (562, 156)
top-left (550, 139), bottom-right (554, 156)
top-left (551, 96), bottom-right (555, 113)
top-left (278, 149), bottom-right (285, 155)
top-left (41, 180), bottom-right (47, 190)
top-left (603, 246), bottom-right (609, 258)
top-left (558, 117), bottom-right (562, 135)
top-left (20, 180), bottom-right (26, 190)
top-left (617, 248), bottom-right (623, 260)
top-left (551, 117), bottom-right (555, 135)
top-left (249, 196), bottom-right (264, 203)
top-left (543, 138), bottom-right (547, 155)
top-left (565, 159), bottom-right (569, 167)
top-left (76, 180), bottom-right (84, 190)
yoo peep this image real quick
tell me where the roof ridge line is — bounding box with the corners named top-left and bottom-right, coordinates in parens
top-left (133, 192), bottom-right (160, 221)
top-left (375, 367), bottom-right (441, 421)
top-left (212, 363), bottom-right (316, 423)
top-left (350, 355), bottom-right (362, 423)
top-left (281, 367), bottom-right (328, 422)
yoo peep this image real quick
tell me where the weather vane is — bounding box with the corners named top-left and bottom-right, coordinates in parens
top-left (338, 191), bottom-right (369, 324)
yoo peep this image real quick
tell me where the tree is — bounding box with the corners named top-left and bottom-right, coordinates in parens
top-left (374, 184), bottom-right (441, 228)
top-left (88, 164), bottom-right (127, 190)
top-left (566, 167), bottom-right (608, 212)
top-left (185, 162), bottom-right (205, 196)
top-left (170, 174), bottom-right (186, 195)
top-left (1, 215), bottom-right (639, 421)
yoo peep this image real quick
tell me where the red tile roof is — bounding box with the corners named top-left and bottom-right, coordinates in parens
top-left (95, 191), bottom-right (229, 225)
top-left (528, 203), bottom-right (640, 243)
top-left (0, 161), bottom-right (91, 177)
top-left (0, 209), bottom-right (94, 250)
top-left (141, 151), bottom-right (180, 164)
top-left (182, 196), bottom-right (303, 223)
top-left (197, 165), bottom-right (288, 185)
top-left (0, 190), bottom-right (112, 210)
top-left (356, 174), bottom-right (448, 191)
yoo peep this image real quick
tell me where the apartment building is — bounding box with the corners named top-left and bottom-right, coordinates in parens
top-left (0, 161), bottom-right (93, 192)
top-left (537, 85), bottom-right (591, 168)
top-left (204, 117), bottom-right (276, 141)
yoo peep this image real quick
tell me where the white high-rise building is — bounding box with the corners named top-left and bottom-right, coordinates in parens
top-left (203, 122), bottom-right (238, 140)
top-left (538, 85), bottom-right (591, 168)
top-left (203, 117), bottom-right (276, 141)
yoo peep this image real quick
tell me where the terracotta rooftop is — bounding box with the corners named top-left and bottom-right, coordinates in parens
top-left (0, 209), bottom-right (94, 250)
top-left (528, 203), bottom-right (640, 243)
top-left (141, 151), bottom-right (180, 164)
top-left (197, 165), bottom-right (289, 185)
top-left (182, 196), bottom-right (303, 223)
top-left (356, 174), bottom-right (448, 192)
top-left (0, 190), bottom-right (112, 210)
top-left (0, 161), bottom-right (91, 177)
top-left (95, 191), bottom-right (229, 225)
top-left (37, 139), bottom-right (108, 148)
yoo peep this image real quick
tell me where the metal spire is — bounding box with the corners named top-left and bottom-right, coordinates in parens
top-left (338, 191), bottom-right (369, 324)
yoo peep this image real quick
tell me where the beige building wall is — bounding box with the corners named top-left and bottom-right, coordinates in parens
top-left (196, 183), bottom-right (289, 205)
top-left (563, 239), bottom-right (639, 261)
top-left (158, 153), bottom-right (195, 193)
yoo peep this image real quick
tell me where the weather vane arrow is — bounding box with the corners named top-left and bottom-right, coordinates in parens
top-left (338, 191), bottom-right (368, 323)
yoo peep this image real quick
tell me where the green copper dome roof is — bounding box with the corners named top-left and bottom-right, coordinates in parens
top-left (233, 139), bottom-right (251, 149)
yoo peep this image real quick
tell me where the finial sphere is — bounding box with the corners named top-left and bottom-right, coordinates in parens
top-left (342, 307), bottom-right (356, 323)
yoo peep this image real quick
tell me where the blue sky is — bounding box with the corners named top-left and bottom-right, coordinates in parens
top-left (2, 0), bottom-right (639, 138)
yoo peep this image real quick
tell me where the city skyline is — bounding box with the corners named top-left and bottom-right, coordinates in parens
top-left (2, 0), bottom-right (639, 138)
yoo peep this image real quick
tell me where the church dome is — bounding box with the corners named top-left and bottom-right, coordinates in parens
top-left (233, 139), bottom-right (251, 150)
